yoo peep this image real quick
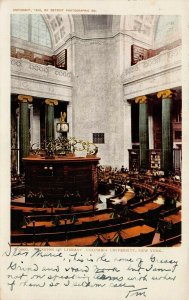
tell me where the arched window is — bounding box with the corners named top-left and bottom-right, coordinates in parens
top-left (11, 14), bottom-right (52, 48)
top-left (11, 14), bottom-right (29, 41)
top-left (31, 15), bottom-right (52, 47)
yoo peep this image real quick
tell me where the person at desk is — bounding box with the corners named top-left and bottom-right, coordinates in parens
top-left (121, 165), bottom-right (125, 173)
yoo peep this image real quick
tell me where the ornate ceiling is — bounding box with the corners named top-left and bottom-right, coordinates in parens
top-left (11, 14), bottom-right (181, 51)
top-left (43, 15), bottom-right (176, 49)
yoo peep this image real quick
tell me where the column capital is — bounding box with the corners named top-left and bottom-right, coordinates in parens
top-left (44, 99), bottom-right (59, 106)
top-left (135, 95), bottom-right (147, 104)
top-left (157, 89), bottom-right (173, 99)
top-left (18, 95), bottom-right (33, 103)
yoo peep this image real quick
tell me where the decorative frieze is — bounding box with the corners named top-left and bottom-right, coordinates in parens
top-left (12, 76), bottom-right (72, 102)
top-left (11, 57), bottom-right (72, 84)
top-left (123, 67), bottom-right (181, 100)
top-left (11, 58), bottom-right (72, 102)
top-left (122, 46), bottom-right (181, 84)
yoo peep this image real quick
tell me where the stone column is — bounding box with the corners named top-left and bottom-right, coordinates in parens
top-left (18, 95), bottom-right (33, 161)
top-left (123, 98), bottom-right (132, 169)
top-left (148, 104), bottom-right (154, 150)
top-left (157, 90), bottom-right (173, 174)
top-left (136, 96), bottom-right (149, 170)
top-left (44, 99), bottom-right (58, 140)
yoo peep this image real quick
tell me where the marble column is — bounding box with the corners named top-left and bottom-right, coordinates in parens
top-left (136, 96), bottom-right (149, 170)
top-left (157, 90), bottom-right (173, 174)
top-left (18, 95), bottom-right (33, 161)
top-left (44, 99), bottom-right (58, 140)
top-left (123, 98), bottom-right (132, 169)
top-left (148, 104), bottom-right (154, 150)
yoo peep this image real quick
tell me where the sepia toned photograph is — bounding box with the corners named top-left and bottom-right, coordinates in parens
top-left (10, 14), bottom-right (182, 248)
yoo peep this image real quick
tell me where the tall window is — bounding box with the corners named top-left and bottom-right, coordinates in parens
top-left (11, 14), bottom-right (29, 41)
top-left (11, 14), bottom-right (52, 48)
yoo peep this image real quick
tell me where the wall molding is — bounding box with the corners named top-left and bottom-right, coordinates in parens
top-left (122, 46), bottom-right (181, 100)
top-left (123, 67), bottom-right (181, 100)
top-left (11, 76), bottom-right (72, 101)
top-left (11, 57), bottom-right (72, 101)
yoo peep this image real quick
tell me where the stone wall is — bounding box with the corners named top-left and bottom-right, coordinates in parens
top-left (72, 36), bottom-right (125, 167)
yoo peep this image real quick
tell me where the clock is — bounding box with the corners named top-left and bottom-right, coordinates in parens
top-left (56, 122), bottom-right (69, 133)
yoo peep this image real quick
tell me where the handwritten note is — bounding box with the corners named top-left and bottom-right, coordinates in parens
top-left (1, 245), bottom-right (182, 300)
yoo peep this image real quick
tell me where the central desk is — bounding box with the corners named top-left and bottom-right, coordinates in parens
top-left (23, 156), bottom-right (100, 204)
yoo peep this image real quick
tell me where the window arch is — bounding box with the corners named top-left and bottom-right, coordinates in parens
top-left (11, 14), bottom-right (52, 48)
top-left (11, 14), bottom-right (29, 41)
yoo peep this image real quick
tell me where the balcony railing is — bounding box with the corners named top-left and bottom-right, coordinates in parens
top-left (122, 46), bottom-right (181, 84)
top-left (11, 57), bottom-right (72, 85)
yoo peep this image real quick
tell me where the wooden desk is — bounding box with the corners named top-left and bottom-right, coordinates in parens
top-left (164, 211), bottom-right (181, 224)
top-left (132, 202), bottom-right (161, 214)
top-left (159, 211), bottom-right (181, 240)
top-left (11, 204), bottom-right (97, 214)
top-left (23, 156), bottom-right (100, 204)
top-left (154, 180), bottom-right (181, 194)
top-left (48, 224), bottom-right (155, 247)
top-left (120, 225), bottom-right (154, 238)
top-left (23, 213), bottom-right (112, 229)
